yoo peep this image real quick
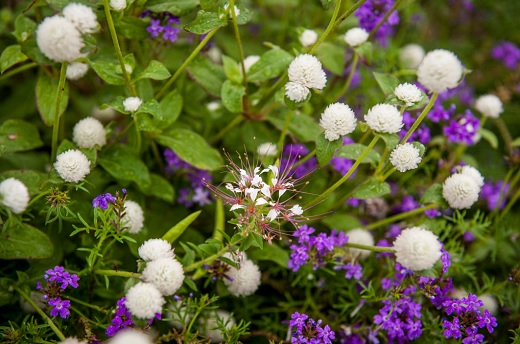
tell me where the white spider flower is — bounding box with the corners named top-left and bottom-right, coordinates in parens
top-left (223, 259), bottom-right (261, 297)
top-left (200, 310), bottom-right (235, 343)
top-left (54, 149), bottom-right (90, 183)
top-left (344, 27), bottom-right (369, 47)
top-left (319, 102), bottom-right (357, 141)
top-left (474, 94), bottom-right (503, 118)
top-left (123, 97), bottom-right (142, 113)
top-left (442, 173), bottom-right (481, 209)
top-left (241, 55), bottom-right (260, 73)
top-left (66, 62), bottom-right (89, 80)
top-left (299, 29), bottom-right (318, 47)
top-left (394, 83), bottom-right (423, 107)
top-left (122, 200), bottom-right (144, 234)
top-left (460, 165), bottom-right (484, 188)
top-left (72, 117), bottom-right (106, 148)
top-left (364, 103), bottom-right (403, 133)
top-left (63, 3), bottom-right (99, 34)
top-left (59, 337), bottom-right (87, 344)
top-left (36, 15), bottom-right (84, 62)
top-left (389, 143), bottom-right (422, 172)
top-left (417, 49), bottom-right (463, 93)
top-left (287, 54), bottom-right (327, 90)
top-left (257, 143), bottom-right (278, 157)
top-left (110, 0), bottom-right (127, 11)
top-left (285, 81), bottom-right (310, 102)
top-left (138, 238), bottom-right (175, 262)
top-left (399, 43), bottom-right (425, 69)
top-left (92, 106), bottom-right (118, 122)
top-left (125, 282), bottom-right (165, 319)
top-left (108, 329), bottom-right (153, 344)
top-left (141, 258), bottom-right (184, 296)
top-left (0, 178), bottom-right (30, 214)
top-left (346, 228), bottom-right (374, 259)
top-left (393, 227), bottom-right (442, 271)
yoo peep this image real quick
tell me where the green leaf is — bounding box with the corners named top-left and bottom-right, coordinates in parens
top-left (373, 72), bottom-right (400, 96)
top-left (354, 42), bottom-right (373, 64)
top-left (321, 213), bottom-right (362, 231)
top-left (351, 179), bottom-right (391, 199)
top-left (315, 133), bottom-right (342, 167)
top-left (200, 0), bottom-right (218, 10)
top-left (98, 145), bottom-right (151, 187)
top-left (184, 278), bottom-right (198, 291)
top-left (221, 80), bottom-right (245, 113)
top-left (249, 243), bottom-right (288, 268)
top-left (186, 56), bottom-right (226, 96)
top-left (156, 128), bottom-right (223, 170)
top-left (222, 55), bottom-right (242, 84)
top-left (0, 120), bottom-right (43, 152)
top-left (138, 173), bottom-right (175, 202)
top-left (411, 141), bottom-right (426, 157)
top-left (376, 132), bottom-right (400, 150)
top-left (35, 70), bottom-right (69, 126)
top-left (0, 278), bottom-right (16, 307)
top-left (135, 99), bottom-right (162, 118)
top-left (420, 183), bottom-right (448, 207)
top-left (0, 223), bottom-right (54, 260)
top-left (0, 170), bottom-right (45, 195)
top-left (135, 60), bottom-right (171, 81)
top-left (268, 111), bottom-right (322, 143)
top-left (512, 137), bottom-right (520, 147)
top-left (88, 60), bottom-right (125, 85)
top-left (159, 89), bottom-right (183, 125)
top-left (247, 48), bottom-right (293, 82)
top-left (479, 127), bottom-right (498, 149)
top-left (336, 143), bottom-right (381, 165)
top-left (146, 0), bottom-right (199, 15)
top-left (183, 10), bottom-right (228, 34)
top-left (0, 45), bottom-right (28, 73)
top-left (12, 15), bottom-right (36, 43)
top-left (116, 16), bottom-right (149, 39)
top-left (316, 42), bottom-right (345, 76)
top-left (320, 0), bottom-right (334, 9)
top-left (162, 211), bottom-right (201, 244)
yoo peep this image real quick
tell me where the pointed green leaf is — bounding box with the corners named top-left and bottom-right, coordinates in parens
top-left (98, 145), bottom-right (151, 187)
top-left (249, 243), bottom-right (288, 268)
top-left (0, 224), bottom-right (54, 260)
top-left (88, 60), bottom-right (125, 85)
top-left (479, 127), bottom-right (498, 149)
top-left (222, 55), bottom-right (242, 84)
top-left (0, 120), bottom-right (43, 152)
top-left (221, 80), bottom-right (245, 113)
top-left (316, 133), bottom-right (343, 167)
top-left (373, 72), bottom-right (400, 96)
top-left (183, 10), bottom-right (228, 34)
top-left (135, 60), bottom-right (171, 81)
top-left (247, 48), bottom-right (293, 82)
top-left (186, 56), bottom-right (226, 96)
top-left (420, 183), bottom-right (448, 207)
top-left (12, 15), bottom-right (36, 43)
top-left (351, 179), bottom-right (390, 199)
top-left (162, 211), bottom-right (201, 244)
top-left (336, 143), bottom-right (381, 165)
top-left (35, 70), bottom-right (69, 126)
top-left (146, 0), bottom-right (199, 16)
top-left (159, 89), bottom-right (183, 125)
top-left (316, 42), bottom-right (345, 76)
top-left (0, 45), bottom-right (28, 73)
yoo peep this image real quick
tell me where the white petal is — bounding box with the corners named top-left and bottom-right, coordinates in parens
top-left (266, 209), bottom-right (279, 222)
top-left (246, 187), bottom-right (259, 201)
top-left (230, 204), bottom-right (245, 211)
top-left (256, 198), bottom-right (268, 206)
top-left (290, 204), bottom-right (303, 215)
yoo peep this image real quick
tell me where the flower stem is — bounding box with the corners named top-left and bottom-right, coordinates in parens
top-left (213, 199), bottom-right (225, 241)
top-left (277, 109), bottom-right (294, 154)
top-left (94, 269), bottom-right (141, 279)
top-left (379, 166), bottom-right (396, 182)
top-left (184, 239), bottom-right (245, 273)
top-left (0, 62), bottom-right (38, 82)
top-left (50, 62), bottom-right (68, 162)
top-left (308, 0), bottom-right (343, 55)
top-left (364, 203), bottom-right (438, 230)
top-left (229, 0), bottom-right (247, 86)
top-left (494, 117), bottom-right (513, 154)
top-left (209, 114), bottom-right (244, 143)
top-left (346, 242), bottom-right (395, 253)
top-left (400, 92), bottom-right (438, 144)
top-left (66, 295), bottom-right (104, 312)
top-left (334, 52), bottom-right (359, 101)
top-left (367, 0), bottom-right (404, 41)
top-left (333, 0), bottom-right (368, 28)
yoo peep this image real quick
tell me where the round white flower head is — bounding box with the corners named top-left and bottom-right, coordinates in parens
top-left (364, 103), bottom-right (403, 133)
top-left (0, 178), bottom-right (30, 214)
top-left (59, 337), bottom-right (87, 344)
top-left (36, 15), bottom-right (84, 62)
top-left (54, 149), bottom-right (90, 183)
top-left (394, 83), bottom-right (423, 107)
top-left (288, 54), bottom-right (327, 90)
top-left (63, 3), bottom-right (98, 34)
top-left (460, 165), bottom-right (484, 188)
top-left (442, 173), bottom-right (480, 209)
top-left (141, 258), bottom-right (184, 296)
top-left (478, 294), bottom-right (498, 315)
top-left (123, 97), bottom-right (142, 112)
top-left (474, 94), bottom-right (503, 118)
top-left (200, 310), bottom-right (235, 343)
top-left (389, 143), bottom-right (422, 172)
top-left (110, 0), bottom-right (127, 11)
top-left (122, 200), bottom-right (144, 234)
top-left (344, 27), bottom-right (369, 47)
top-left (138, 238), bottom-right (175, 262)
top-left (319, 103), bottom-right (357, 141)
top-left (299, 29), bottom-right (318, 47)
top-left (257, 142), bottom-right (278, 157)
top-left (417, 49), bottom-right (463, 93)
top-left (285, 81), bottom-right (310, 102)
top-left (399, 43), bottom-right (425, 69)
top-left (241, 55), bottom-right (260, 73)
top-left (66, 62), bottom-right (89, 80)
top-left (223, 259), bottom-right (261, 297)
top-left (125, 282), bottom-right (165, 319)
top-left (109, 329), bottom-right (153, 344)
top-left (72, 117), bottom-right (106, 148)
top-left (393, 227), bottom-right (442, 271)
top-left (346, 228), bottom-right (374, 259)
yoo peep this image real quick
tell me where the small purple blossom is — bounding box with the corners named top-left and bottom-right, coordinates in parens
top-left (443, 110), bottom-right (480, 145)
top-left (45, 266), bottom-right (80, 290)
top-left (336, 262), bottom-right (363, 280)
top-left (92, 193), bottom-right (116, 210)
top-left (48, 298), bottom-right (71, 319)
top-left (289, 312), bottom-right (335, 344)
top-left (491, 41), bottom-right (520, 70)
top-left (355, 0), bottom-right (399, 46)
top-left (147, 19), bottom-right (164, 37)
top-left (481, 181), bottom-right (509, 210)
top-left (107, 297), bottom-right (134, 337)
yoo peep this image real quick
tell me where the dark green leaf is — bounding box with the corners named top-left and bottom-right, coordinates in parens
top-left (222, 55), bottom-right (242, 84)
top-left (88, 60), bottom-right (125, 85)
top-left (316, 42), bottom-right (345, 76)
top-left (336, 143), bottom-right (381, 165)
top-left (351, 179), bottom-right (390, 199)
top-left (376, 132), bottom-right (400, 150)
top-left (184, 278), bottom-right (198, 291)
top-left (186, 56), bottom-right (226, 96)
top-left (35, 70), bottom-right (69, 126)
top-left (135, 60), bottom-right (171, 81)
top-left (321, 213), bottom-right (362, 231)
top-left (138, 173), bottom-right (175, 202)
top-left (0, 120), bottom-right (43, 152)
top-left (354, 42), bottom-right (373, 64)
top-left (12, 15), bottom-right (36, 43)
top-left (373, 72), bottom-right (400, 96)
top-left (98, 145), bottom-right (151, 187)
top-left (316, 133), bottom-right (342, 167)
top-left (249, 243), bottom-right (288, 268)
top-left (221, 80), bottom-right (245, 113)
top-left (183, 10), bottom-right (227, 34)
top-left (116, 16), bottom-right (149, 39)
top-left (162, 211), bottom-right (201, 243)
top-left (159, 89), bottom-right (183, 125)
top-left (200, 0), bottom-right (218, 10)
top-left (146, 0), bottom-right (199, 15)
top-left (0, 223), bottom-right (54, 260)
top-left (0, 45), bottom-right (28, 73)
top-left (0, 278), bottom-right (15, 307)
top-left (268, 111), bottom-right (322, 143)
top-left (247, 49), bottom-right (293, 82)
top-left (420, 183), bottom-right (448, 207)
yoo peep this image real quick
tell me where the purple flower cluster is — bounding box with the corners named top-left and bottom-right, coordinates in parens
top-left (491, 41), bottom-right (520, 70)
top-left (36, 266), bottom-right (80, 319)
top-left (142, 11), bottom-right (181, 43)
top-left (400, 112), bottom-right (431, 144)
top-left (92, 193), bottom-right (116, 210)
top-left (330, 137), bottom-right (355, 176)
top-left (418, 276), bottom-right (454, 309)
top-left (443, 110), bottom-right (480, 145)
top-left (355, 0), bottom-right (399, 46)
top-left (289, 312), bottom-right (335, 344)
top-left (107, 297), bottom-right (134, 337)
top-left (281, 144), bottom-right (318, 179)
top-left (334, 262), bottom-right (363, 280)
top-left (481, 181), bottom-right (509, 210)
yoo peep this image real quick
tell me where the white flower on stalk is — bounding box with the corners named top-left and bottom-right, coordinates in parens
top-left (54, 149), bottom-right (90, 183)
top-left (123, 97), bottom-right (142, 112)
top-left (0, 178), bottom-right (30, 214)
top-left (287, 54), bottom-right (327, 90)
top-left (141, 258), bottom-right (184, 296)
top-left (108, 329), bottom-right (153, 344)
top-left (122, 200), bottom-right (144, 234)
top-left (344, 27), bottom-right (369, 47)
top-left (442, 173), bottom-right (481, 209)
top-left (63, 3), bottom-right (99, 34)
top-left (241, 55), bottom-right (260, 73)
top-left (299, 29), bottom-right (318, 47)
top-left (72, 117), bottom-right (106, 148)
top-left (138, 238), bottom-right (175, 262)
top-left (319, 102), bottom-right (357, 141)
top-left (389, 143), bottom-right (422, 172)
top-left (393, 227), bottom-right (442, 271)
top-left (394, 83), bottom-right (423, 107)
top-left (417, 49), bottom-right (463, 93)
top-left (399, 43), bottom-right (425, 69)
top-left (66, 62), bottom-right (89, 80)
top-left (474, 94), bottom-right (503, 118)
top-left (125, 282), bottom-right (165, 319)
top-left (346, 229), bottom-right (374, 259)
top-left (200, 310), bottom-right (235, 343)
top-left (285, 81), bottom-right (310, 102)
top-left (257, 143), bottom-right (278, 157)
top-left (110, 0), bottom-right (127, 11)
top-left (460, 165), bottom-right (484, 188)
top-left (364, 103), bottom-right (403, 133)
top-left (36, 16), bottom-right (84, 62)
top-left (223, 259), bottom-right (261, 297)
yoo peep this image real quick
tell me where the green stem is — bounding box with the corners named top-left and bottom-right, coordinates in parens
top-left (393, 69), bottom-right (417, 77)
top-left (209, 115), bottom-right (244, 143)
top-left (494, 117), bottom-right (513, 154)
top-left (157, 29), bottom-right (219, 100)
top-left (0, 62), bottom-right (38, 82)
top-left (94, 269), bottom-right (141, 279)
top-left (496, 171), bottom-right (520, 223)
top-left (28, 190), bottom-right (52, 207)
top-left (333, 0), bottom-right (369, 28)
top-left (184, 239), bottom-right (245, 273)
top-left (229, 0), bottom-right (247, 86)
top-left (213, 199), bottom-right (225, 241)
top-left (292, 149), bottom-right (316, 169)
top-left (15, 287), bottom-right (66, 341)
top-left (368, 0), bottom-right (404, 41)
top-left (277, 110), bottom-right (294, 154)
top-left (335, 52), bottom-right (359, 101)
top-left (253, 74), bottom-right (288, 112)
top-left (400, 92), bottom-right (438, 144)
top-left (308, 0), bottom-right (343, 55)
top-left (346, 242), bottom-right (395, 253)
top-left (66, 295), bottom-right (104, 312)
top-left (51, 62), bottom-right (68, 162)
top-left (364, 203), bottom-right (438, 230)
top-left (379, 166), bottom-right (395, 182)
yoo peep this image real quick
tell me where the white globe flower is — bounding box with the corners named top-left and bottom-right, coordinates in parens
top-left (393, 227), bottom-right (442, 271)
top-left (138, 238), bottom-right (175, 262)
top-left (442, 173), bottom-right (481, 209)
top-left (257, 142), bottom-right (278, 157)
top-left (141, 258), bottom-right (184, 296)
top-left (123, 97), bottom-right (143, 112)
top-left (474, 94), bottom-right (503, 118)
top-left (110, 0), bottom-right (127, 11)
top-left (59, 337), bottom-right (87, 344)
top-left (108, 329), bottom-right (153, 344)
top-left (66, 62), bottom-right (89, 80)
top-left (125, 282), bottom-right (165, 319)
top-left (389, 143), bottom-right (422, 172)
top-left (344, 27), bottom-right (369, 47)
top-left (346, 228), bottom-right (374, 259)
top-left (394, 83), bottom-right (423, 107)
top-left (319, 102), bottom-right (357, 141)
top-left (0, 178), bottom-right (30, 214)
top-left (288, 54), bottom-right (327, 90)
top-left (364, 103), bottom-right (403, 133)
top-left (63, 3), bottom-right (99, 34)
top-left (241, 55), bottom-right (260, 73)
top-left (460, 165), bottom-right (484, 188)
top-left (122, 200), bottom-right (144, 234)
top-left (200, 310), bottom-right (235, 343)
top-left (417, 49), bottom-right (463, 93)
top-left (223, 259), bottom-right (261, 297)
top-left (285, 81), bottom-right (310, 102)
top-left (399, 43), bottom-right (425, 69)
top-left (54, 149), bottom-right (91, 183)
top-left (36, 15), bottom-right (84, 62)
top-left (72, 117), bottom-right (106, 148)
top-left (299, 29), bottom-right (318, 47)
